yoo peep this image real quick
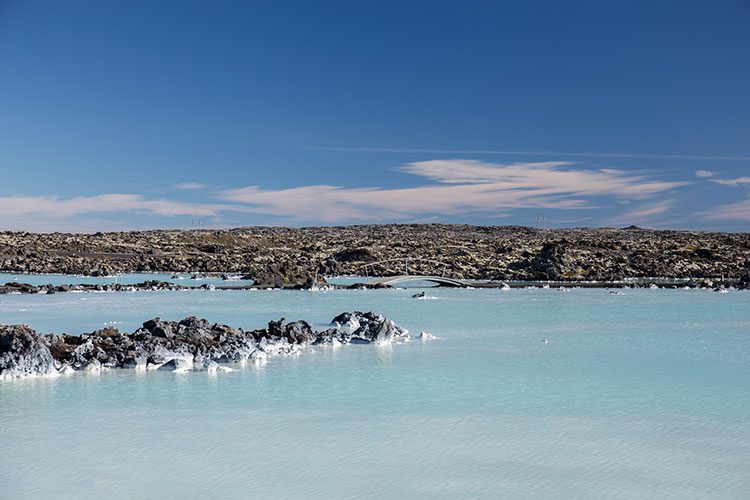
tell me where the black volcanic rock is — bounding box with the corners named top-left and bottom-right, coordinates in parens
top-left (528, 241), bottom-right (568, 280)
top-left (0, 325), bottom-right (57, 378)
top-left (1, 224), bottom-right (749, 281)
top-left (143, 318), bottom-right (174, 338)
top-left (0, 312), bottom-right (411, 379)
top-left (333, 247), bottom-right (376, 262)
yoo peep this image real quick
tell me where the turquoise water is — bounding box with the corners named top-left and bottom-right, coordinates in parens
top-left (1, 285), bottom-right (749, 498)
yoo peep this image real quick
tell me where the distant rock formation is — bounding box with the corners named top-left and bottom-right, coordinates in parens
top-left (1, 224), bottom-right (749, 281)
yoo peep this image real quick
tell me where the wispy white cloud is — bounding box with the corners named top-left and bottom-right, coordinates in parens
top-left (174, 182), bottom-right (207, 190)
top-left (607, 200), bottom-right (674, 225)
top-left (697, 198), bottom-right (750, 222)
top-left (0, 194), bottom-right (244, 218)
top-left (220, 160), bottom-right (687, 222)
top-left (0, 160), bottom-right (690, 230)
top-left (316, 146), bottom-right (750, 161)
top-left (397, 161), bottom-right (574, 184)
top-left (710, 176), bottom-right (750, 187)
top-left (695, 170), bottom-right (716, 178)
top-left (400, 160), bottom-right (685, 197)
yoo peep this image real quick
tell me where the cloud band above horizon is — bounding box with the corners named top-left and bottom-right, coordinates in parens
top-left (2, 159), bottom-right (748, 231)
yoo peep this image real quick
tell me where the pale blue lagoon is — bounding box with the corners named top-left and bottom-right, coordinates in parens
top-left (1, 285), bottom-right (748, 498)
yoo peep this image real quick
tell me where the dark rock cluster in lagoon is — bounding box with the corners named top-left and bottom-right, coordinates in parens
top-left (1, 224), bottom-right (749, 285)
top-left (0, 280), bottom-right (208, 295)
top-left (0, 311), bottom-right (417, 379)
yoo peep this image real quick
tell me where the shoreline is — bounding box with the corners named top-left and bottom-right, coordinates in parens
top-left (0, 276), bottom-right (744, 295)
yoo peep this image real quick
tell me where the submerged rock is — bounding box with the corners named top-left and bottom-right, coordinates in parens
top-left (0, 311), bottom-right (413, 379)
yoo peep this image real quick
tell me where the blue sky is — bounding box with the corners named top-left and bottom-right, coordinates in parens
top-left (0, 0), bottom-right (749, 231)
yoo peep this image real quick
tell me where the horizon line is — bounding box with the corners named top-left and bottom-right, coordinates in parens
top-left (2, 221), bottom-right (748, 235)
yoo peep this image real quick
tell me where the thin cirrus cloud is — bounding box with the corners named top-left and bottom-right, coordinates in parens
top-left (710, 176), bottom-right (750, 187)
top-left (694, 170), bottom-right (716, 178)
top-left (697, 199), bottom-right (750, 222)
top-left (694, 170), bottom-right (750, 187)
top-left (0, 160), bottom-right (691, 229)
top-left (219, 160), bottom-right (688, 222)
top-left (174, 182), bottom-right (207, 190)
top-left (606, 200), bottom-right (674, 225)
top-left (693, 172), bottom-right (750, 221)
top-left (316, 146), bottom-right (750, 162)
top-left (0, 194), bottom-right (242, 219)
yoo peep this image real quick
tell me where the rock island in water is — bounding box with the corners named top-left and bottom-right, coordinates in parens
top-left (0, 311), bottom-right (422, 379)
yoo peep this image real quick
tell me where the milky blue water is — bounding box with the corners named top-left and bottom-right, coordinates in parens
top-left (1, 283), bottom-right (749, 499)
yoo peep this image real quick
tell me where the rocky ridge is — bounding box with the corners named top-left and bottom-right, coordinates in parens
top-left (1, 224), bottom-right (749, 284)
top-left (0, 311), bottom-right (416, 379)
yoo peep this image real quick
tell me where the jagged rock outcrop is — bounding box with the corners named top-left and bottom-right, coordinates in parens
top-left (0, 325), bottom-right (58, 378)
top-left (328, 311), bottom-right (409, 344)
top-left (527, 241), bottom-right (569, 280)
top-left (0, 311), bottom-right (414, 379)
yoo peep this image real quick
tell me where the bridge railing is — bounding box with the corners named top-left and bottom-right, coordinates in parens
top-left (360, 257), bottom-right (452, 277)
top-left (367, 275), bottom-right (466, 287)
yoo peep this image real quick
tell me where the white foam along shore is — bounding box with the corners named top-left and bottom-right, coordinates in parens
top-left (0, 311), bottom-right (431, 380)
